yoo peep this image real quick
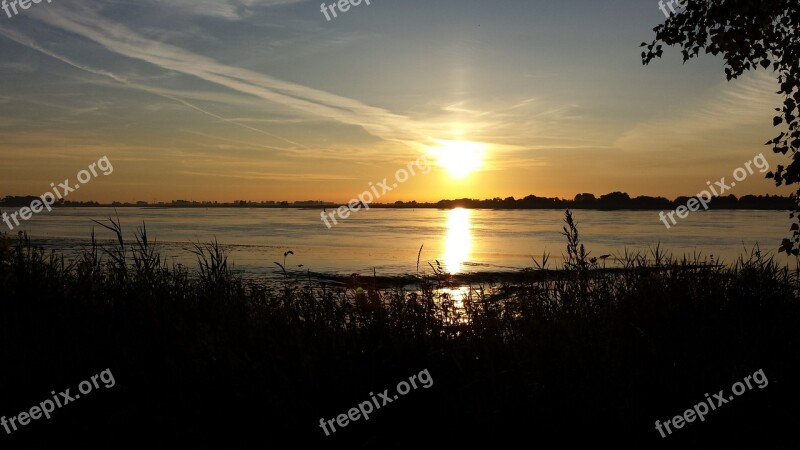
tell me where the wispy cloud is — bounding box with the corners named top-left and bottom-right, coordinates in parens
top-left (0, 62), bottom-right (35, 72)
top-left (5, 3), bottom-right (434, 148)
top-left (615, 71), bottom-right (779, 152)
top-left (151, 0), bottom-right (308, 20)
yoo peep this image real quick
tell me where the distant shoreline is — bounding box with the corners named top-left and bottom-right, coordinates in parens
top-left (1, 192), bottom-right (794, 211)
top-left (0, 204), bottom-right (793, 211)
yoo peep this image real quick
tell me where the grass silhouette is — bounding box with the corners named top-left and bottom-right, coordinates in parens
top-left (0, 211), bottom-right (798, 447)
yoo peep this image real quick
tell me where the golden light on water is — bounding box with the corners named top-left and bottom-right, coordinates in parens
top-left (431, 140), bottom-right (486, 179)
top-left (444, 208), bottom-right (472, 274)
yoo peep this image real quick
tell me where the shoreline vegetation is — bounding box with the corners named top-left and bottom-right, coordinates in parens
top-left (2, 211), bottom-right (799, 446)
top-left (1, 191), bottom-right (794, 210)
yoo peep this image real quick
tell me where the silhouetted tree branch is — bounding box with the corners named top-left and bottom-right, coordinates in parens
top-left (642, 0), bottom-right (800, 254)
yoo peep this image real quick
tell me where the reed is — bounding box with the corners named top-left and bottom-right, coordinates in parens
top-left (0, 212), bottom-right (798, 446)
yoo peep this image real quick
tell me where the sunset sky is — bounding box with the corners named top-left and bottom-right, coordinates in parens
top-left (0, 0), bottom-right (786, 203)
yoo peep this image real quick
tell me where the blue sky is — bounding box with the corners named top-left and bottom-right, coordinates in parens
top-left (0, 0), bottom-right (784, 202)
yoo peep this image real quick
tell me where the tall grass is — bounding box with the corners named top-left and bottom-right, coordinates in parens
top-left (0, 212), bottom-right (798, 447)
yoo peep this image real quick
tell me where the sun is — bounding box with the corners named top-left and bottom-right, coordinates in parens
top-left (432, 140), bottom-right (486, 179)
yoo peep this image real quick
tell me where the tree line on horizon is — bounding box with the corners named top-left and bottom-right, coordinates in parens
top-left (410, 192), bottom-right (793, 210)
top-left (1, 191), bottom-right (794, 210)
top-left (0, 192), bottom-right (797, 210)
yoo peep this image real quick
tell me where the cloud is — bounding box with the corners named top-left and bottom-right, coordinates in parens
top-left (4, 3), bottom-right (436, 149)
top-left (75, 0), bottom-right (308, 20)
top-left (0, 62), bottom-right (35, 72)
top-left (0, 0), bottom-right (576, 166)
top-left (615, 71), bottom-right (779, 152)
top-left (151, 0), bottom-right (308, 20)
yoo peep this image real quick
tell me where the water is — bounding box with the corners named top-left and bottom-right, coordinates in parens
top-left (5, 207), bottom-right (793, 276)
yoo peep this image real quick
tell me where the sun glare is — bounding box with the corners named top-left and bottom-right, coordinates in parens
top-left (432, 140), bottom-right (486, 179)
top-left (444, 208), bottom-right (472, 274)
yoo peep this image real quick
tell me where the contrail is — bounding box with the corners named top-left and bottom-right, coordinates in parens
top-left (0, 27), bottom-right (308, 150)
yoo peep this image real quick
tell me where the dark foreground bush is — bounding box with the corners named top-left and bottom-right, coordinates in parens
top-left (0, 213), bottom-right (798, 448)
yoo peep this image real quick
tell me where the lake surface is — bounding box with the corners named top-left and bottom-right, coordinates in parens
top-left (5, 207), bottom-right (794, 276)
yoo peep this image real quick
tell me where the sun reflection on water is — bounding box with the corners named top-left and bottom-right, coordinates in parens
top-left (444, 208), bottom-right (472, 274)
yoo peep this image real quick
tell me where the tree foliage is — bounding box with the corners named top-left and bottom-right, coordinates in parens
top-left (641, 0), bottom-right (800, 254)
